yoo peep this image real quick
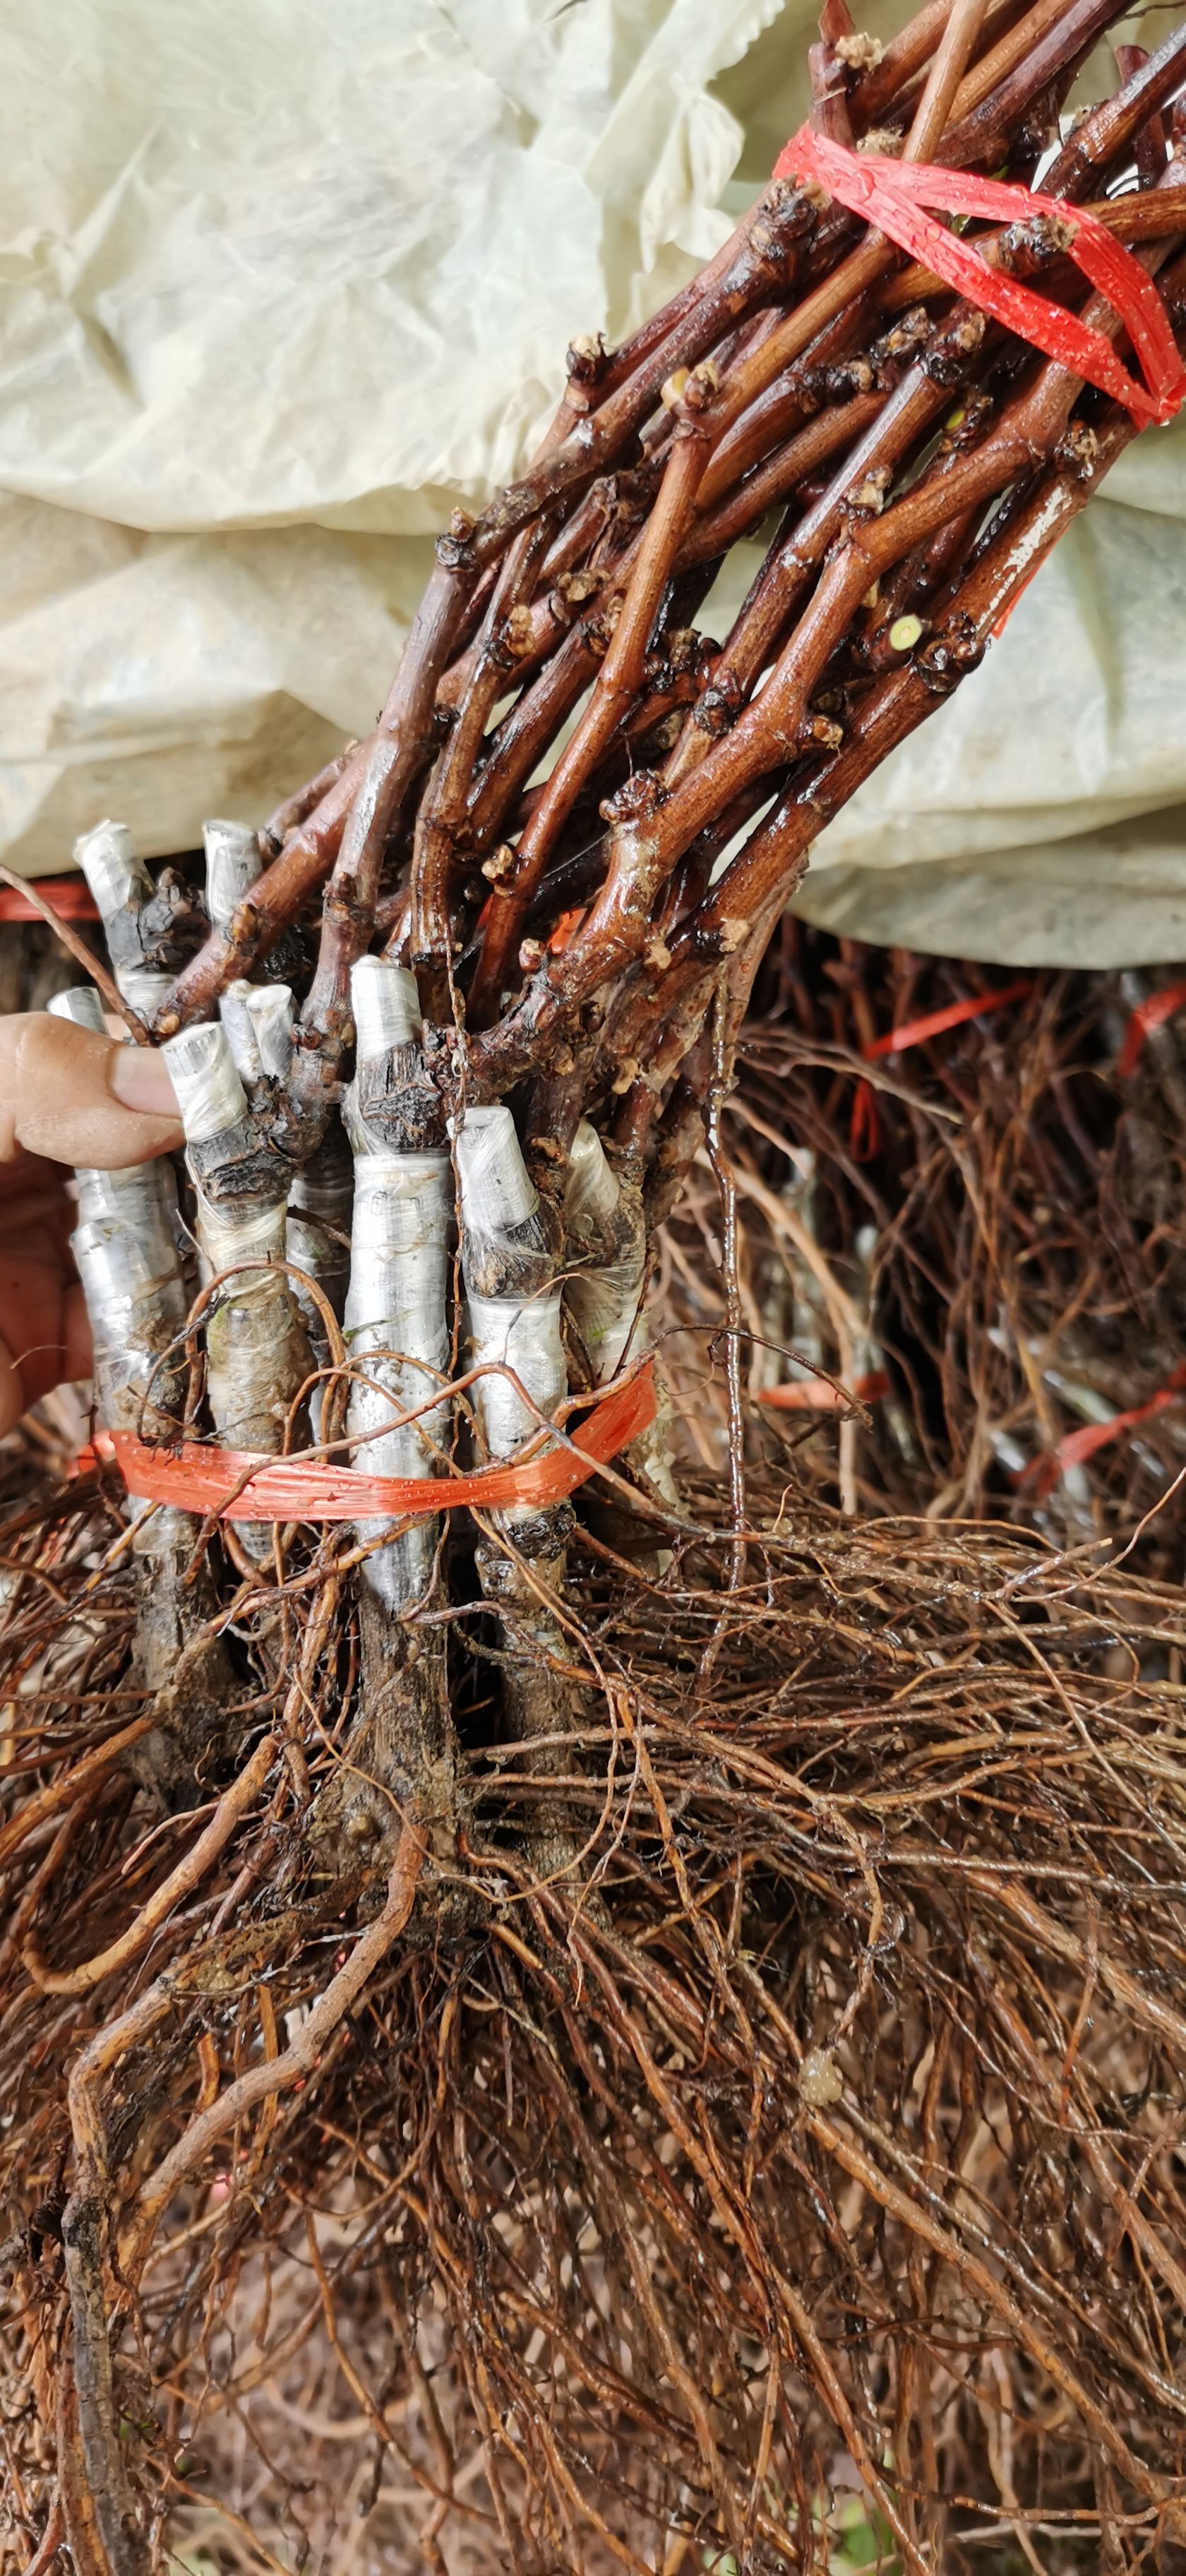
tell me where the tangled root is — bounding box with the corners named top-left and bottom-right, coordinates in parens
top-left (2, 1450), bottom-right (1186, 2575)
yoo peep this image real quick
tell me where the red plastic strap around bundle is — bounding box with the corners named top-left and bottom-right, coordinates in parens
top-left (774, 126), bottom-right (1186, 427)
top-left (848, 978), bottom-right (1032, 1151)
top-left (1118, 977), bottom-right (1186, 1077)
top-left (0, 876), bottom-right (100, 923)
top-left (759, 1367), bottom-right (890, 1413)
top-left (88, 1361), bottom-right (656, 1525)
top-left (1022, 1359), bottom-right (1186, 1494)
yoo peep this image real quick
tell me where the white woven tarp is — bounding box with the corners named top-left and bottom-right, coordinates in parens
top-left (1, 0), bottom-right (1184, 963)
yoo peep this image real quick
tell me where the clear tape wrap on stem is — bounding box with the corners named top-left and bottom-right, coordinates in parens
top-left (352, 956), bottom-right (422, 1058)
top-left (204, 820), bottom-right (262, 936)
top-left (163, 1021), bottom-right (248, 1144)
top-left (220, 980), bottom-right (294, 1085)
top-left (194, 1195), bottom-right (309, 1455)
top-left (47, 987), bottom-right (189, 1529)
top-left (73, 820), bottom-right (152, 924)
top-left (563, 1120), bottom-right (646, 1385)
top-left (563, 1120), bottom-right (677, 1516)
top-left (455, 1105), bottom-right (568, 1525)
top-left (288, 1128), bottom-right (353, 1440)
top-left (162, 1020), bottom-right (311, 1462)
top-left (73, 821), bottom-right (172, 1025)
top-left (466, 1291), bottom-right (567, 1460)
top-left (345, 1152), bottom-right (453, 1611)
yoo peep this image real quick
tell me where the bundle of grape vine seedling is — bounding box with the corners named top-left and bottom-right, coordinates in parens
top-left (7, 7), bottom-right (1186, 2571)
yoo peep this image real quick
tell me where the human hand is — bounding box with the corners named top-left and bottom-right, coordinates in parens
top-left (0, 1012), bottom-right (181, 1436)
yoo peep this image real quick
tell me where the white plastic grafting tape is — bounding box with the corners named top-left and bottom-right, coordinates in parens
top-left (73, 819), bottom-right (152, 924)
top-left (47, 1004), bottom-right (189, 1501)
top-left (248, 984), bottom-right (294, 1081)
top-left (162, 1021), bottom-right (248, 1145)
top-left (203, 819), bottom-right (261, 934)
top-left (73, 1165), bottom-right (186, 1337)
top-left (351, 955), bottom-right (422, 1062)
top-left (71, 1159), bottom-right (189, 1520)
top-left (220, 982), bottom-right (261, 1081)
top-left (567, 1261), bottom-right (645, 1386)
top-left (345, 1146), bottom-right (453, 1609)
top-left (563, 1119), bottom-right (644, 1385)
top-left (454, 1104), bottom-right (538, 1240)
top-left (565, 1120), bottom-right (620, 1230)
top-left (47, 985), bottom-right (106, 1037)
top-left (467, 1290), bottom-right (566, 1462)
top-left (345, 1156), bottom-right (453, 1366)
top-left (199, 1195), bottom-right (289, 1287)
top-left (117, 967), bottom-right (174, 1023)
top-left (220, 981), bottom-right (294, 1083)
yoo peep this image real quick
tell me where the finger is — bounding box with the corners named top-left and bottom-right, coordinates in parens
top-left (0, 1015), bottom-right (182, 1170)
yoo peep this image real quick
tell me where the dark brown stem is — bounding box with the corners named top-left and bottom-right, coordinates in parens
top-left (157, 751), bottom-right (366, 1034)
top-left (665, 304), bottom-right (986, 792)
top-left (939, 0), bottom-right (1182, 170)
top-left (877, 182), bottom-right (1186, 312)
top-left (908, 0), bottom-right (994, 159)
top-left (1041, 20), bottom-right (1186, 194)
top-left (1115, 45), bottom-right (1167, 193)
top-left (467, 406), bottom-right (714, 1020)
top-left (281, 539), bottom-right (476, 1150)
top-left (681, 387), bottom-right (888, 568)
top-left (678, 422), bottom-right (1138, 964)
top-left (409, 518), bottom-right (554, 969)
top-left (465, 188), bottom-right (820, 573)
top-left (694, 300), bottom-right (877, 510)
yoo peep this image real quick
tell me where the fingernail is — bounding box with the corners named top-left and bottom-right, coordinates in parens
top-left (112, 1046), bottom-right (181, 1119)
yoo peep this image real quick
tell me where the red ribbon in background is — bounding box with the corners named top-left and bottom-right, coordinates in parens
top-left (1118, 977), bottom-right (1186, 1077)
top-left (774, 128), bottom-right (1186, 424)
top-left (849, 978), bottom-right (1034, 1155)
top-left (1022, 1361), bottom-right (1186, 1497)
top-left (759, 1367), bottom-right (890, 1413)
top-left (0, 878), bottom-right (99, 923)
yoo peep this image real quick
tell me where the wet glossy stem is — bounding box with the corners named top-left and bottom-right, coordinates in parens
top-left (706, 985), bottom-right (748, 1587)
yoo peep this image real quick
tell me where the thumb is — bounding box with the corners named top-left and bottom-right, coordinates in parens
top-left (0, 1013), bottom-right (183, 1169)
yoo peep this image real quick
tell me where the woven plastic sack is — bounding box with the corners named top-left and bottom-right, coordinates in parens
top-left (0, 0), bottom-right (1184, 963)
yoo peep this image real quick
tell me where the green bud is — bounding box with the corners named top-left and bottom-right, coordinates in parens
top-left (888, 614), bottom-right (923, 653)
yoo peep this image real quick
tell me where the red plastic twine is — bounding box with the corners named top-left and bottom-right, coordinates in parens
top-left (90, 1361), bottom-right (656, 1524)
top-left (1021, 1359), bottom-right (1186, 1495)
top-left (0, 876), bottom-right (100, 923)
top-left (759, 1368), bottom-right (890, 1413)
top-left (862, 977), bottom-right (1034, 1060)
top-left (849, 978), bottom-right (1033, 1154)
top-left (774, 128), bottom-right (1186, 425)
top-left (1118, 977), bottom-right (1186, 1077)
